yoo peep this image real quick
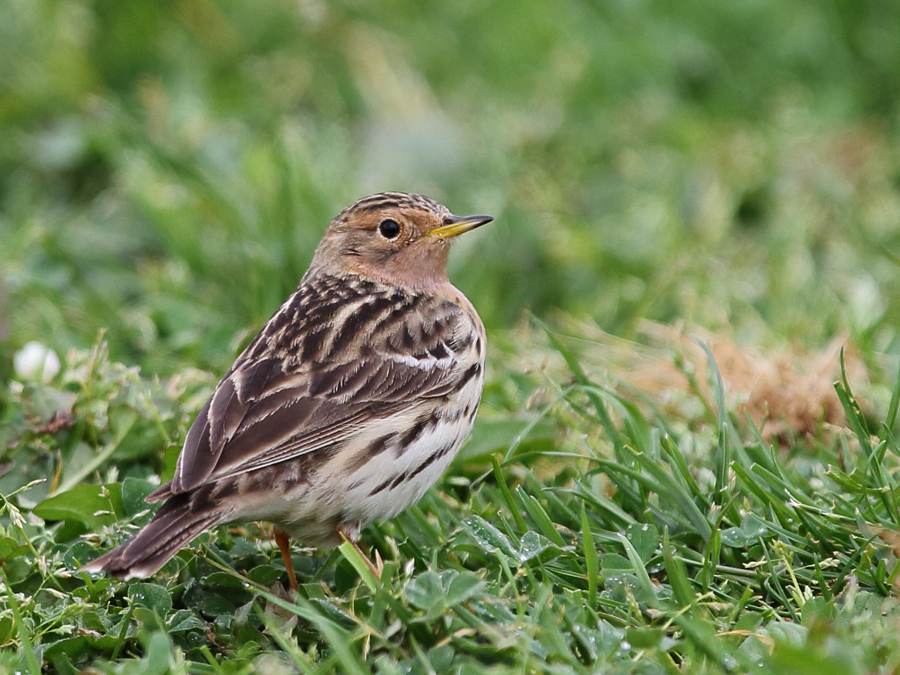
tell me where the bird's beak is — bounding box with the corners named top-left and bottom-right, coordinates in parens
top-left (428, 214), bottom-right (494, 240)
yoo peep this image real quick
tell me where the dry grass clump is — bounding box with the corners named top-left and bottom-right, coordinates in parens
top-left (567, 320), bottom-right (869, 445)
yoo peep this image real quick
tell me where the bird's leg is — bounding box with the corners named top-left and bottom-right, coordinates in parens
top-left (337, 525), bottom-right (381, 580)
top-left (274, 527), bottom-right (298, 592)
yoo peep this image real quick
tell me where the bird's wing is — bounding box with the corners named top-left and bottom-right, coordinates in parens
top-left (158, 276), bottom-right (482, 497)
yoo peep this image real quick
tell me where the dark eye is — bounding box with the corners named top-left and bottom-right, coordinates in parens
top-left (378, 219), bottom-right (401, 239)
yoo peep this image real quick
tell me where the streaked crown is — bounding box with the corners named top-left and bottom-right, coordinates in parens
top-left (334, 192), bottom-right (450, 223)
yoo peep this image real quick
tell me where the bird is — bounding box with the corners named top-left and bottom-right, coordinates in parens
top-left (82, 192), bottom-right (491, 591)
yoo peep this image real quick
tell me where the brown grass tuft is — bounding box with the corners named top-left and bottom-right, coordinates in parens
top-left (571, 321), bottom-right (868, 445)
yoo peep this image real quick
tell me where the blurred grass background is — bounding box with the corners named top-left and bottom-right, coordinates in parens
top-left (4, 0), bottom-right (900, 378)
top-left (5, 2), bottom-right (900, 673)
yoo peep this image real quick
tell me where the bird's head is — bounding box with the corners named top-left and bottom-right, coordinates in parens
top-left (308, 192), bottom-right (492, 289)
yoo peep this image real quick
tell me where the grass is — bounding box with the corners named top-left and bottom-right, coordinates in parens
top-left (2, 333), bottom-right (900, 674)
top-left (4, 0), bottom-right (900, 672)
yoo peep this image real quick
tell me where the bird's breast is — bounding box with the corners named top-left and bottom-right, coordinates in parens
top-left (279, 352), bottom-right (484, 536)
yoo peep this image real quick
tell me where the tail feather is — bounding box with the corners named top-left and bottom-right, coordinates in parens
top-left (145, 479), bottom-right (174, 504)
top-left (81, 490), bottom-right (228, 579)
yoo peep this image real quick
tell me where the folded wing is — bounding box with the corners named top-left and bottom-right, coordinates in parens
top-left (148, 276), bottom-right (477, 502)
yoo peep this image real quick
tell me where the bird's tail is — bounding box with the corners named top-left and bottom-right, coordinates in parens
top-left (81, 490), bottom-right (227, 580)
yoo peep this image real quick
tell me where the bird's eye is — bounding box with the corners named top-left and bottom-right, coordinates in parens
top-left (378, 219), bottom-right (401, 239)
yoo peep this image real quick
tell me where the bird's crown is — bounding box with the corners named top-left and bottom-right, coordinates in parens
top-left (335, 192), bottom-right (450, 222)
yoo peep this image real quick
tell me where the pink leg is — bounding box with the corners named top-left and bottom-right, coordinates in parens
top-left (274, 527), bottom-right (298, 592)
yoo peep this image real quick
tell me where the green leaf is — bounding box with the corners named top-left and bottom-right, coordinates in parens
top-left (405, 571), bottom-right (445, 612)
top-left (204, 571), bottom-right (246, 589)
top-left (519, 490), bottom-right (567, 547)
top-left (626, 627), bottom-right (664, 648)
top-left (600, 553), bottom-right (631, 575)
top-left (143, 631), bottom-right (176, 675)
top-left (63, 540), bottom-right (98, 570)
top-left (445, 571), bottom-right (485, 606)
top-left (247, 564), bottom-right (281, 585)
top-left (769, 645), bottom-right (844, 675)
top-left (166, 609), bottom-right (208, 634)
top-left (617, 533), bottom-right (658, 606)
top-left (0, 537), bottom-right (29, 562)
top-left (625, 522), bottom-right (659, 562)
top-left (199, 592), bottom-right (236, 618)
top-left (121, 477), bottom-right (157, 517)
top-left (33, 483), bottom-right (123, 528)
top-left (0, 617), bottom-right (13, 644)
top-left (128, 582), bottom-right (173, 615)
top-left (518, 530), bottom-right (559, 563)
top-left (721, 527), bottom-right (747, 547)
top-left (406, 569), bottom-right (483, 624)
top-left (461, 515), bottom-right (519, 563)
top-left (43, 636), bottom-right (91, 661)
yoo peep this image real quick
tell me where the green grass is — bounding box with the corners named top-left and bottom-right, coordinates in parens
top-left (4, 0), bottom-right (900, 672)
top-left (3, 333), bottom-right (900, 673)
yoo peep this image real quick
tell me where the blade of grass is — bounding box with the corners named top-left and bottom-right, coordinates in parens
top-left (582, 505), bottom-right (599, 608)
top-left (662, 529), bottom-right (695, 611)
top-left (493, 453), bottom-right (527, 531)
top-left (693, 338), bottom-right (730, 508)
top-left (881, 358), bottom-right (900, 442)
top-left (338, 541), bottom-right (379, 592)
top-left (617, 533), bottom-right (658, 607)
top-left (3, 568), bottom-right (41, 675)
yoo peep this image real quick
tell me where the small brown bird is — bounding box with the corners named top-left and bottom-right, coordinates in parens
top-left (83, 192), bottom-right (491, 589)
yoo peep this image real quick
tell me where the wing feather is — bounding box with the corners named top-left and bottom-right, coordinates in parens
top-left (167, 275), bottom-right (478, 495)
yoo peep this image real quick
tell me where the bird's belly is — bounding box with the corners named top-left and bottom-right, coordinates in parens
top-left (345, 417), bottom-right (468, 522)
top-left (273, 394), bottom-right (479, 542)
